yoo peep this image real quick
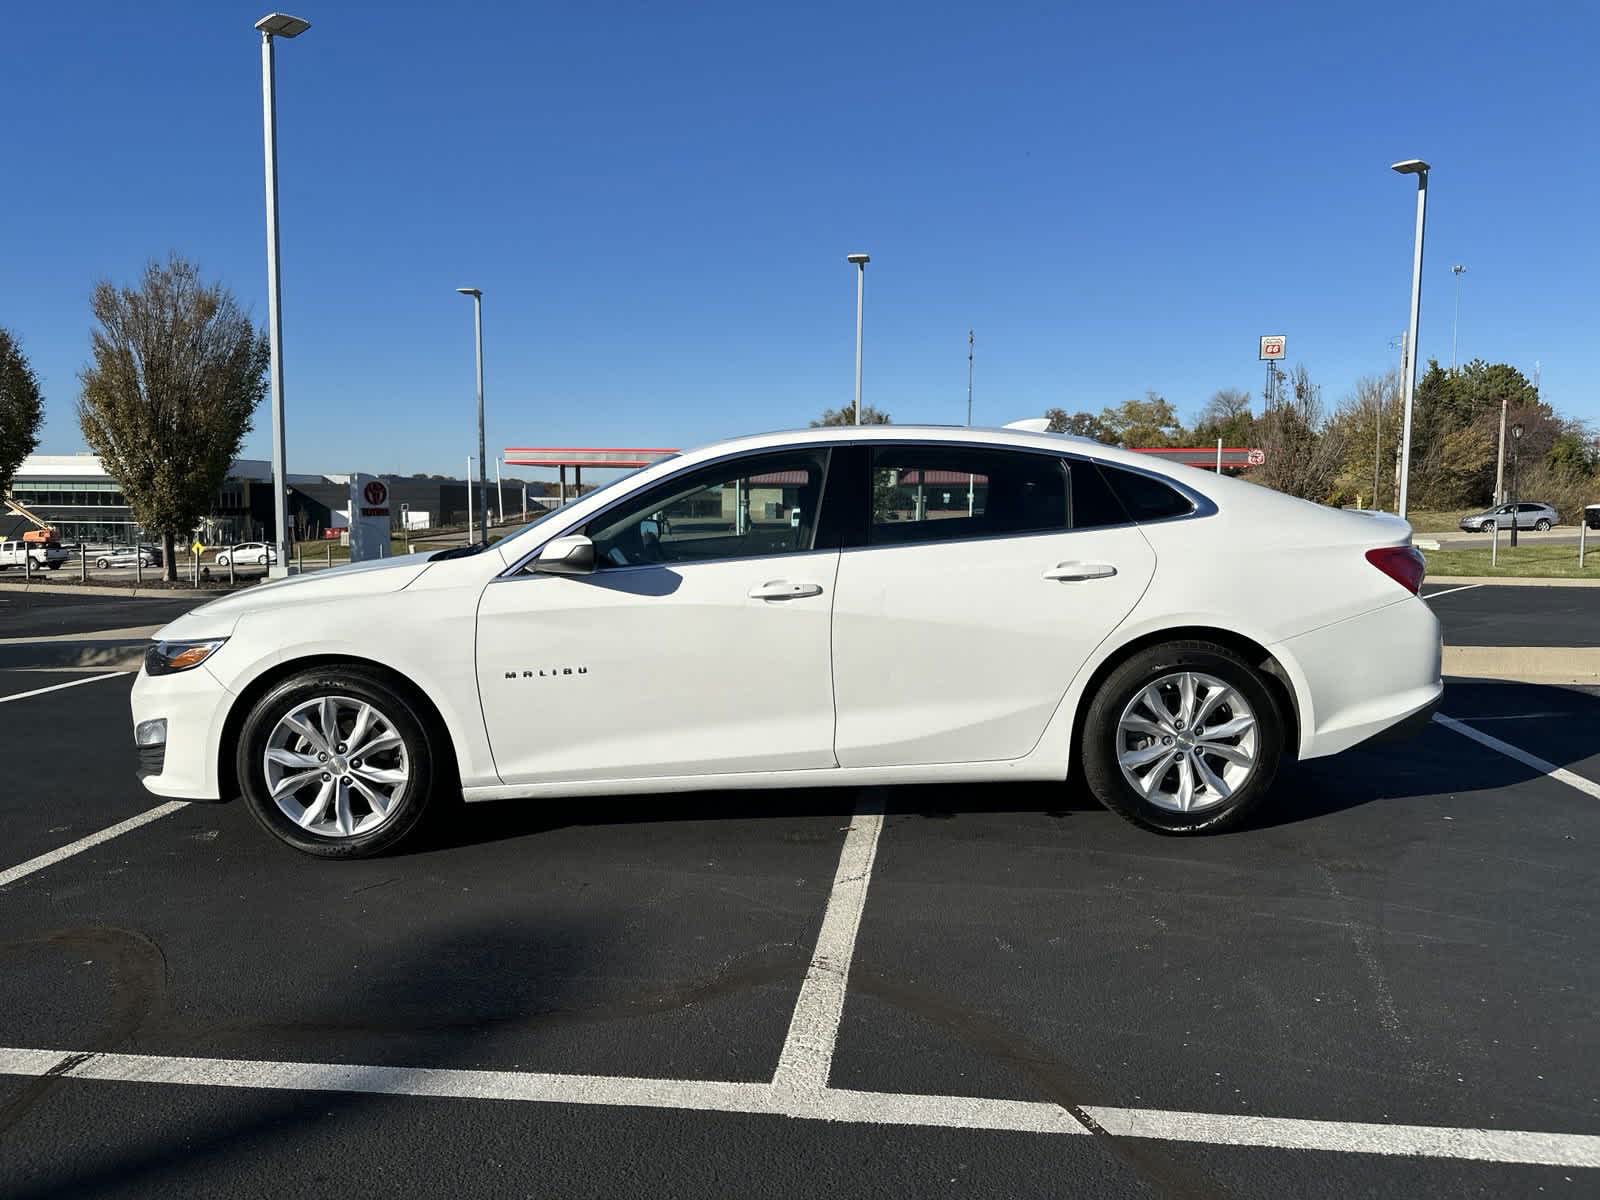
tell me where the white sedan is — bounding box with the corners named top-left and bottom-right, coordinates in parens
top-left (216, 542), bottom-right (278, 567)
top-left (131, 424), bottom-right (1442, 858)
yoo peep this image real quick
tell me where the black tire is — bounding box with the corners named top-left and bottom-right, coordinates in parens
top-left (1080, 640), bottom-right (1285, 835)
top-left (96, 558), bottom-right (109, 569)
top-left (1535, 519), bottom-right (1551, 532)
top-left (236, 666), bottom-right (443, 858)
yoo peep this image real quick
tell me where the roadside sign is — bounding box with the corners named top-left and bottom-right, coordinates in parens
top-left (1259, 335), bottom-right (1286, 361)
top-left (191, 539), bottom-right (205, 556)
top-left (349, 473), bottom-right (391, 563)
top-left (1246, 448), bottom-right (1266, 466)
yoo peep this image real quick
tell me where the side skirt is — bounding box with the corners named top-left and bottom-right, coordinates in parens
top-left (461, 758), bottom-right (1063, 803)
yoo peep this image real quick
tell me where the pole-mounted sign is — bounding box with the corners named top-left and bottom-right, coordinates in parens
top-left (349, 474), bottom-right (391, 563)
top-left (1258, 335), bottom-right (1287, 361)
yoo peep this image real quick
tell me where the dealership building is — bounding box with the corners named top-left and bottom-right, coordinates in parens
top-left (1, 455), bottom-right (504, 546)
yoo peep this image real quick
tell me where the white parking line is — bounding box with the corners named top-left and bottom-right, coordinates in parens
top-left (0, 802), bottom-right (188, 889)
top-left (772, 798), bottom-right (884, 1097)
top-left (1434, 713), bottom-right (1600, 801)
top-left (1423, 584), bottom-right (1485, 600)
top-left (0, 1047), bottom-right (1595, 1167)
top-left (0, 671), bottom-right (129, 705)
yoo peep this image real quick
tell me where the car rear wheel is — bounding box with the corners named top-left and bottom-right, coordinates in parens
top-left (1535, 519), bottom-right (1552, 532)
top-left (237, 667), bottom-right (442, 858)
top-left (96, 558), bottom-right (110, 568)
top-left (1080, 640), bottom-right (1284, 834)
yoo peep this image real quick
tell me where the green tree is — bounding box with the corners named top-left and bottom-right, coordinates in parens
top-left (78, 255), bottom-right (268, 580)
top-left (1409, 359), bottom-right (1549, 508)
top-left (1100, 392), bottom-right (1188, 447)
top-left (0, 327), bottom-right (45, 496)
top-left (813, 405), bottom-right (891, 426)
top-left (1043, 408), bottom-right (1114, 440)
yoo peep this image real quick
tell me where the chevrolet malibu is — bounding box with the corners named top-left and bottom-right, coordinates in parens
top-left (132, 423), bottom-right (1442, 858)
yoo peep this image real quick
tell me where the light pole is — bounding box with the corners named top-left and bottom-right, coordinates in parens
top-left (966, 329), bottom-right (975, 426)
top-left (256, 12), bottom-right (310, 578)
top-left (456, 287), bottom-right (488, 543)
top-left (847, 254), bottom-right (869, 424)
top-left (1391, 159), bottom-right (1430, 520)
top-left (1509, 422), bottom-right (1524, 548)
top-left (1451, 264), bottom-right (1467, 368)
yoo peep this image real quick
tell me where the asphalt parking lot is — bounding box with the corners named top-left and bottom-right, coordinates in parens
top-left (0, 589), bottom-right (1596, 1197)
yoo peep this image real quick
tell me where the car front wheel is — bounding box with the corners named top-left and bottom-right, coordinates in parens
top-left (1080, 640), bottom-right (1285, 835)
top-left (236, 667), bottom-right (442, 858)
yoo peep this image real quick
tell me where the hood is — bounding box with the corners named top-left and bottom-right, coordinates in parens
top-left (153, 552), bottom-right (436, 640)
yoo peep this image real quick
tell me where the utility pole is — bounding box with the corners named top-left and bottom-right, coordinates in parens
top-left (1494, 396), bottom-right (1508, 505)
top-left (966, 329), bottom-right (974, 425)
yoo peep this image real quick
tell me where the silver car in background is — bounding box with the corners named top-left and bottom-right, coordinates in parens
top-left (1459, 502), bottom-right (1558, 532)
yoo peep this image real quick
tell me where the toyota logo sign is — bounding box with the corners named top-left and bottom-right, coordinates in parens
top-left (364, 480), bottom-right (388, 506)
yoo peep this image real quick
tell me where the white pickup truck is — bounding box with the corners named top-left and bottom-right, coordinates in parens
top-left (0, 539), bottom-right (68, 571)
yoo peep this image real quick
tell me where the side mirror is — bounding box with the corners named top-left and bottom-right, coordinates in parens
top-left (534, 534), bottom-right (596, 575)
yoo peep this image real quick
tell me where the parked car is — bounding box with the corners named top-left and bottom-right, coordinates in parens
top-left (93, 544), bottom-right (163, 569)
top-left (0, 539), bottom-right (68, 570)
top-left (1458, 502), bottom-right (1557, 532)
top-left (132, 423), bottom-right (1443, 858)
top-left (1585, 504), bottom-right (1600, 531)
top-left (215, 542), bottom-right (278, 567)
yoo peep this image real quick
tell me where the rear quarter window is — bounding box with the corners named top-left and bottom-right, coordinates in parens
top-left (1097, 464), bottom-right (1195, 522)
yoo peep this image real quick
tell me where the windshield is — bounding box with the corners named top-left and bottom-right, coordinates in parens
top-left (494, 461), bottom-right (674, 544)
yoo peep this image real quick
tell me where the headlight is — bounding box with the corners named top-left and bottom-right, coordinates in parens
top-left (144, 639), bottom-right (227, 676)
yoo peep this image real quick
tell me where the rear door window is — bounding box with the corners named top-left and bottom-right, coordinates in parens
top-left (867, 447), bottom-right (1066, 546)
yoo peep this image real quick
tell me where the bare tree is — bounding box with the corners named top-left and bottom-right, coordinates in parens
top-left (78, 255), bottom-right (268, 580)
top-left (1253, 365), bottom-right (1346, 502)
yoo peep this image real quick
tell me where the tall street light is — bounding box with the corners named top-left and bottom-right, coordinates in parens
top-left (1451, 263), bottom-right (1467, 368)
top-left (847, 254), bottom-right (869, 424)
top-left (256, 12), bottom-right (310, 578)
top-left (457, 287), bottom-right (488, 543)
top-left (1391, 158), bottom-right (1430, 520)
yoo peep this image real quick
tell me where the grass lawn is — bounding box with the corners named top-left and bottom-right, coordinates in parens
top-left (1404, 508), bottom-right (1476, 533)
top-left (1422, 542), bottom-right (1600, 580)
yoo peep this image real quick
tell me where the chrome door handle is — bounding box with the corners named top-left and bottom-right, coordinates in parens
top-left (748, 580), bottom-right (824, 600)
top-left (1043, 561), bottom-right (1117, 582)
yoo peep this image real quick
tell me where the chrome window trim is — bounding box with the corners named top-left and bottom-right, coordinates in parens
top-left (495, 436), bottom-right (1214, 579)
top-left (496, 444), bottom-right (835, 579)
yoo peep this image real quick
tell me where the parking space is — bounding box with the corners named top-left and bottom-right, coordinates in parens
top-left (1424, 583), bottom-right (1600, 647)
top-left (0, 644), bottom-right (1596, 1195)
top-left (0, 589), bottom-right (208, 639)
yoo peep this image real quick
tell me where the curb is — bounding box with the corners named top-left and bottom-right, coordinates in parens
top-left (0, 581), bottom-right (236, 598)
top-left (1428, 576), bottom-right (1600, 589)
top-left (1442, 645), bottom-right (1600, 686)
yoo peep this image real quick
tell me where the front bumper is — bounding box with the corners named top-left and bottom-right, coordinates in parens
top-left (129, 661), bottom-right (232, 800)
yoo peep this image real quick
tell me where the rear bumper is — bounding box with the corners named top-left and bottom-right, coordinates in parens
top-left (1273, 596), bottom-right (1444, 760)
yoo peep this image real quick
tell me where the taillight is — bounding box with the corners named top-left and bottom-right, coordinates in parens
top-left (1365, 545), bottom-right (1426, 594)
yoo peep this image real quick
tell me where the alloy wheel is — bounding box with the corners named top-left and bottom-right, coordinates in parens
top-left (263, 696), bottom-right (411, 837)
top-left (1115, 671), bottom-right (1258, 813)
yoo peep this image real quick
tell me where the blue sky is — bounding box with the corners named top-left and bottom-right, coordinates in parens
top-left (3, 1), bottom-right (1596, 478)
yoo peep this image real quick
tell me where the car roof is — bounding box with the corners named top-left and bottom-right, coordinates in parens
top-left (670, 423), bottom-right (1190, 478)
